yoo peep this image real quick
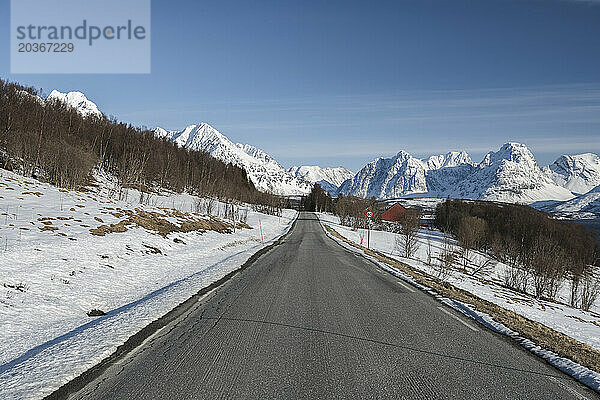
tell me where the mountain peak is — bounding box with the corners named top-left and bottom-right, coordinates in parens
top-left (46, 90), bottom-right (102, 118)
top-left (394, 150), bottom-right (413, 161)
top-left (426, 151), bottom-right (474, 169)
top-left (544, 152), bottom-right (600, 194)
top-left (480, 142), bottom-right (536, 167)
top-left (288, 166), bottom-right (354, 191)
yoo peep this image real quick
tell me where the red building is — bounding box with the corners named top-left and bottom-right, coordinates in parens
top-left (381, 203), bottom-right (407, 222)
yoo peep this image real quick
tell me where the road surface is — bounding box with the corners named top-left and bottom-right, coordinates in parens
top-left (62, 212), bottom-right (598, 399)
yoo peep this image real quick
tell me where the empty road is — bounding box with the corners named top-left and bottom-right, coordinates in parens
top-left (61, 212), bottom-right (598, 399)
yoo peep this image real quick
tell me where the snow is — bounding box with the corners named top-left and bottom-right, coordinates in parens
top-left (425, 151), bottom-right (474, 169)
top-left (544, 153), bottom-right (600, 195)
top-left (318, 213), bottom-right (600, 392)
top-left (539, 185), bottom-right (600, 219)
top-left (317, 213), bottom-right (600, 351)
top-left (154, 123), bottom-right (312, 196)
top-left (339, 143), bottom-right (575, 203)
top-left (0, 168), bottom-right (297, 399)
top-left (288, 165), bottom-right (354, 188)
top-left (46, 90), bottom-right (102, 118)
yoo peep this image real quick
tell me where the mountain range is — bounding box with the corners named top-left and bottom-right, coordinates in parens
top-left (337, 143), bottom-right (599, 204)
top-left (49, 89), bottom-right (600, 211)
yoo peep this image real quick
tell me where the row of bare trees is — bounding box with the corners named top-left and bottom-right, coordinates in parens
top-left (435, 199), bottom-right (600, 310)
top-left (0, 79), bottom-right (283, 208)
top-left (333, 195), bottom-right (380, 229)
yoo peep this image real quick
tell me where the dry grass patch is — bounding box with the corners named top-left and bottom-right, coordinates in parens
top-left (21, 191), bottom-right (43, 197)
top-left (39, 226), bottom-right (59, 232)
top-left (324, 224), bottom-right (600, 374)
top-left (89, 208), bottom-right (241, 237)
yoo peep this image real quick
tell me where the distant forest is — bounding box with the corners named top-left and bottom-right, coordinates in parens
top-left (0, 78), bottom-right (281, 207)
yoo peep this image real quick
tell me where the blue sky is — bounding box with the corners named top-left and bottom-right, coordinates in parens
top-left (2, 0), bottom-right (600, 171)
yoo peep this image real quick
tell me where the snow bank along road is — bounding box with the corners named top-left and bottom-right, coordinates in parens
top-left (55, 213), bottom-right (598, 399)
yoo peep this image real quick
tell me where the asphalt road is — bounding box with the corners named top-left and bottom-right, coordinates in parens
top-left (65, 212), bottom-right (598, 399)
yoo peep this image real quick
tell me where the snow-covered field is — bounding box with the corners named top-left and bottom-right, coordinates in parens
top-left (317, 213), bottom-right (600, 352)
top-left (0, 168), bottom-right (296, 399)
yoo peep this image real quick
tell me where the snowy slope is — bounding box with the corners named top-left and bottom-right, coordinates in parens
top-left (288, 166), bottom-right (353, 194)
top-left (288, 165), bottom-right (353, 187)
top-left (340, 144), bottom-right (574, 203)
top-left (544, 153), bottom-right (600, 195)
top-left (542, 185), bottom-right (600, 219)
top-left (154, 123), bottom-right (312, 196)
top-left (46, 90), bottom-right (102, 118)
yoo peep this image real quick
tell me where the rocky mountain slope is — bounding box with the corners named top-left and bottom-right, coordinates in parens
top-left (543, 153), bottom-right (600, 195)
top-left (288, 165), bottom-right (353, 194)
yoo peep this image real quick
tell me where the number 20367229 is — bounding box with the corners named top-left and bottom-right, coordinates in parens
top-left (18, 42), bottom-right (74, 53)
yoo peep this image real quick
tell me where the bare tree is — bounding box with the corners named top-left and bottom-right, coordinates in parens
top-left (426, 237), bottom-right (433, 266)
top-left (435, 234), bottom-right (455, 281)
top-left (457, 216), bottom-right (487, 272)
top-left (396, 209), bottom-right (421, 259)
top-left (579, 271), bottom-right (600, 311)
top-left (530, 236), bottom-right (566, 300)
top-left (206, 197), bottom-right (216, 216)
top-left (470, 255), bottom-right (497, 278)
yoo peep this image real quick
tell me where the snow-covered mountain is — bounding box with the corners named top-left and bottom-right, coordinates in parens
top-left (543, 153), bottom-right (600, 195)
top-left (288, 166), bottom-right (354, 194)
top-left (540, 185), bottom-right (600, 219)
top-left (339, 144), bottom-right (575, 203)
top-left (154, 123), bottom-right (312, 196)
top-left (451, 143), bottom-right (574, 203)
top-left (338, 151), bottom-right (475, 199)
top-left (46, 90), bottom-right (102, 118)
